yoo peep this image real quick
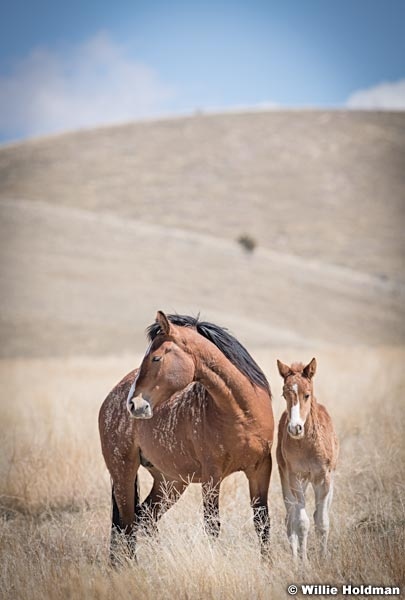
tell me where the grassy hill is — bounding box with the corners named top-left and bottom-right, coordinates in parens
top-left (0, 110), bottom-right (404, 357)
top-left (0, 110), bottom-right (404, 599)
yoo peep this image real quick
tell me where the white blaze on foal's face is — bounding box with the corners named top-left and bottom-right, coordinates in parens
top-left (288, 383), bottom-right (304, 437)
top-left (290, 383), bottom-right (303, 422)
top-left (285, 380), bottom-right (311, 439)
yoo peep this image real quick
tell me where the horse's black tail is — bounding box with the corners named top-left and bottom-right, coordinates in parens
top-left (111, 475), bottom-right (140, 530)
top-left (134, 475), bottom-right (140, 520)
top-left (111, 484), bottom-right (121, 530)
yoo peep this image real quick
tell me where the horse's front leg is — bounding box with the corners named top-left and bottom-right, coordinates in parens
top-left (202, 477), bottom-right (221, 539)
top-left (290, 473), bottom-right (310, 563)
top-left (313, 473), bottom-right (334, 557)
top-left (246, 454), bottom-right (272, 558)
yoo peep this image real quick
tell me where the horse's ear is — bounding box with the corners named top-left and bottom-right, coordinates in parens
top-left (303, 357), bottom-right (317, 380)
top-left (156, 310), bottom-right (171, 335)
top-left (277, 360), bottom-right (291, 379)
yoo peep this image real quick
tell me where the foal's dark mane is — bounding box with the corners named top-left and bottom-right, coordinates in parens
top-left (147, 314), bottom-right (270, 392)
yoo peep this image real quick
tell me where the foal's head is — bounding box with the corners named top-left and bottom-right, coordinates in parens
top-left (127, 311), bottom-right (195, 419)
top-left (277, 358), bottom-right (317, 439)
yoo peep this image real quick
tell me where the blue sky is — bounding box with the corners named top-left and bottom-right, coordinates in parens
top-left (0, 0), bottom-right (404, 142)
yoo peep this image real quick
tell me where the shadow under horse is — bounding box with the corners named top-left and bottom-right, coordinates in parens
top-left (99, 312), bottom-right (274, 560)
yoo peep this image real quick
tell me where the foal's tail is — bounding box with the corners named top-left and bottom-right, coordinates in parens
top-left (111, 475), bottom-right (140, 529)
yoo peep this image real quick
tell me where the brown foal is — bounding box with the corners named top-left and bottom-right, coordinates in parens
top-left (276, 358), bottom-right (338, 561)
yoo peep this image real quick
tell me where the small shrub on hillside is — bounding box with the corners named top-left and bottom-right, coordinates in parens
top-left (237, 234), bottom-right (256, 253)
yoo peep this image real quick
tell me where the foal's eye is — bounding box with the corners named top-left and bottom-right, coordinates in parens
top-left (304, 394), bottom-right (310, 400)
top-left (152, 356), bottom-right (161, 362)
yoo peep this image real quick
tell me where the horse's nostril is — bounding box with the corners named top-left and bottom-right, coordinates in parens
top-left (128, 400), bottom-right (134, 412)
top-left (296, 424), bottom-right (302, 434)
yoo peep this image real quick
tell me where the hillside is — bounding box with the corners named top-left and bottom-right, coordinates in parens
top-left (0, 110), bottom-right (404, 357)
top-left (1, 110), bottom-right (404, 600)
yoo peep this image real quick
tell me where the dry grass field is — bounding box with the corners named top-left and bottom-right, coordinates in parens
top-left (0, 348), bottom-right (404, 599)
top-left (0, 110), bottom-right (404, 598)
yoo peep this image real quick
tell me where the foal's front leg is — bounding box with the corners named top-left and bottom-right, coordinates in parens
top-left (279, 466), bottom-right (298, 558)
top-left (313, 473), bottom-right (334, 557)
top-left (290, 474), bottom-right (310, 563)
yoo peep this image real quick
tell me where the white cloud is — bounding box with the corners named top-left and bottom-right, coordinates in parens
top-left (346, 79), bottom-right (405, 110)
top-left (0, 32), bottom-right (176, 139)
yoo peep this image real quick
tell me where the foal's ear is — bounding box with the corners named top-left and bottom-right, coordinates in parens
top-left (277, 360), bottom-right (291, 379)
top-left (303, 357), bottom-right (317, 380)
top-left (156, 310), bottom-right (171, 335)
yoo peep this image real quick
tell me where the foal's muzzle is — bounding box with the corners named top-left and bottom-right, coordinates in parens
top-left (287, 422), bottom-right (304, 438)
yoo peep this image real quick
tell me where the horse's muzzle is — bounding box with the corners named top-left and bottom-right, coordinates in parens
top-left (127, 395), bottom-right (153, 419)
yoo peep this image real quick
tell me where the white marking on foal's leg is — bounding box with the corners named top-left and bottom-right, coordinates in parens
top-left (290, 476), bottom-right (309, 563)
top-left (313, 478), bottom-right (333, 557)
top-left (280, 471), bottom-right (298, 558)
top-left (327, 476), bottom-right (334, 510)
top-left (296, 505), bottom-right (310, 563)
top-left (285, 497), bottom-right (298, 558)
top-left (289, 528), bottom-right (299, 559)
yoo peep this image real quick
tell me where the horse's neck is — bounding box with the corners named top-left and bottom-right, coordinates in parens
top-left (193, 341), bottom-right (262, 414)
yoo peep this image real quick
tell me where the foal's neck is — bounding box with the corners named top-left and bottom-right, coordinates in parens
top-left (304, 395), bottom-right (321, 438)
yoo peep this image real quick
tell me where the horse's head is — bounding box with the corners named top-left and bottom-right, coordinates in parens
top-left (277, 358), bottom-right (317, 439)
top-left (127, 311), bottom-right (196, 419)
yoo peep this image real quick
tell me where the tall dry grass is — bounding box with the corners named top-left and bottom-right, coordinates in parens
top-left (0, 348), bottom-right (404, 599)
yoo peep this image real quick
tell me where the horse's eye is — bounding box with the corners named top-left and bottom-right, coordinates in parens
top-left (305, 394), bottom-right (310, 400)
top-left (152, 356), bottom-right (161, 362)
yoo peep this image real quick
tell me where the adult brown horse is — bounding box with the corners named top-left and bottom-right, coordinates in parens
top-left (276, 358), bottom-right (339, 562)
top-left (99, 312), bottom-right (274, 560)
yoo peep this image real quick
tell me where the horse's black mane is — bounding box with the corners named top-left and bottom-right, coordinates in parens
top-left (147, 314), bottom-right (270, 393)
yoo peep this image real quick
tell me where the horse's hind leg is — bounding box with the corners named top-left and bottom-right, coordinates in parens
top-left (246, 454), bottom-right (272, 557)
top-left (137, 471), bottom-right (188, 534)
top-left (202, 477), bottom-right (221, 539)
